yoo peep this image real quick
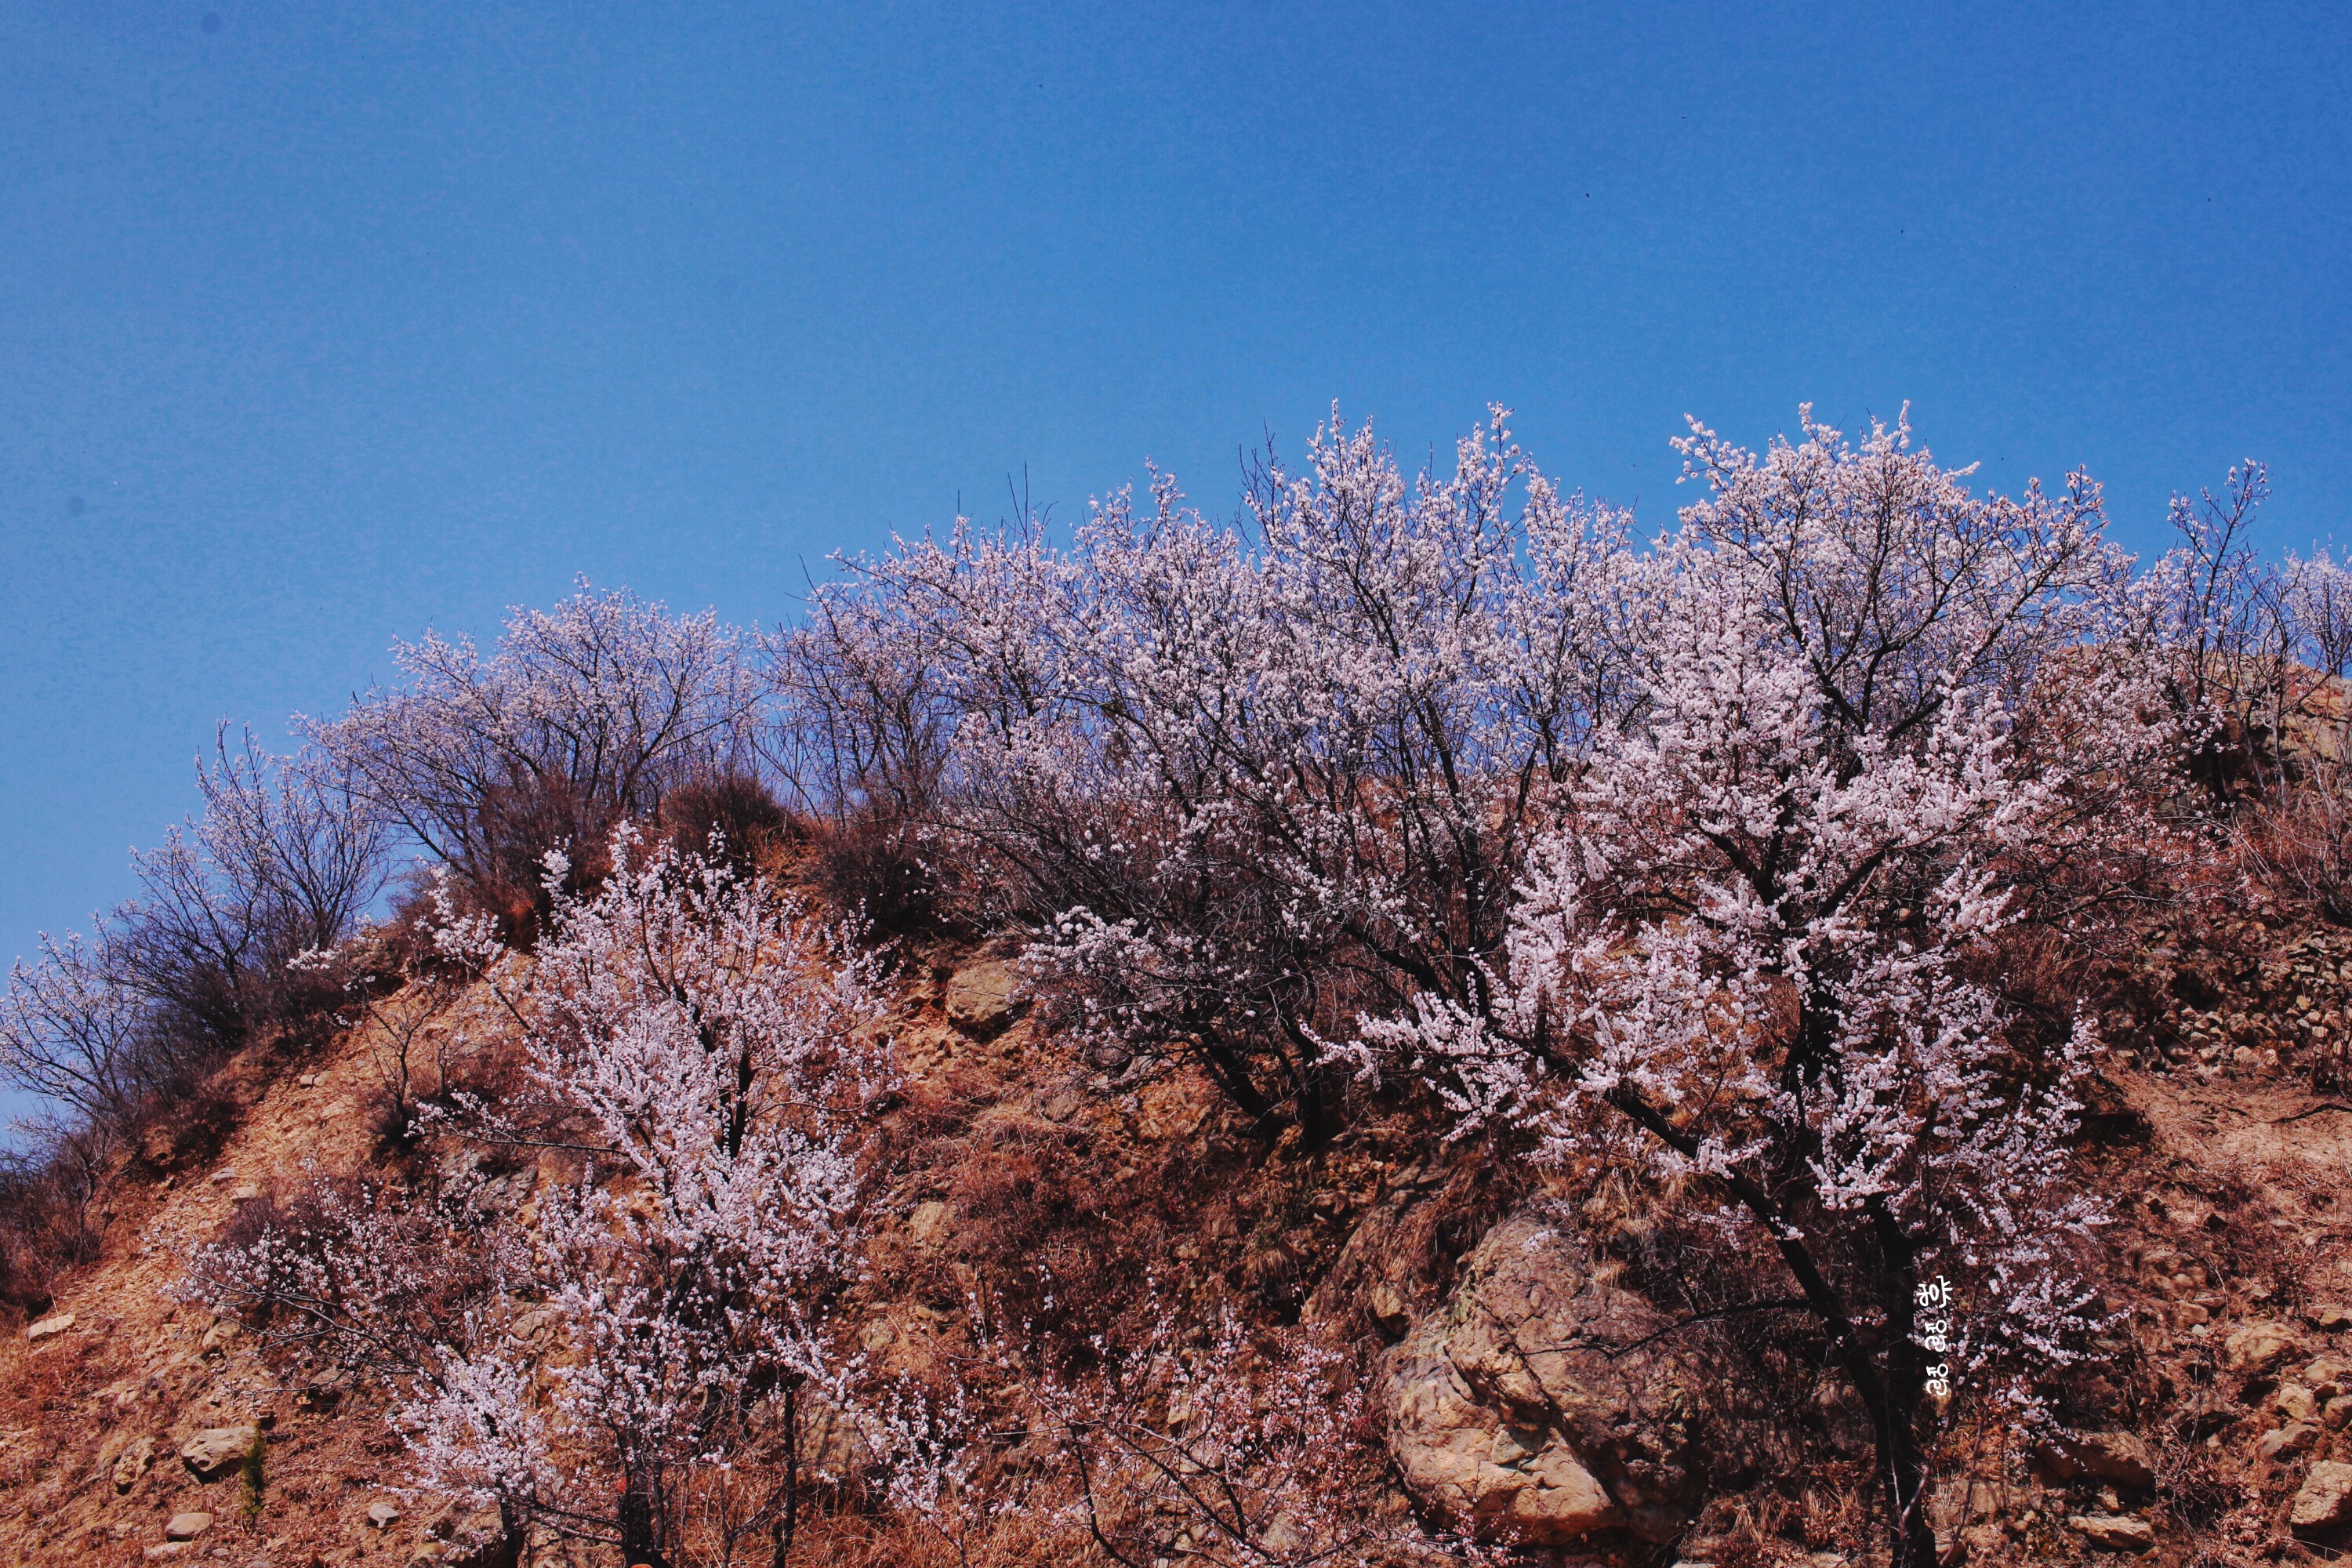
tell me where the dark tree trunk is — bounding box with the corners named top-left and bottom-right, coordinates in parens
top-left (769, 1382), bottom-right (800, 1568)
top-left (619, 1469), bottom-right (669, 1568)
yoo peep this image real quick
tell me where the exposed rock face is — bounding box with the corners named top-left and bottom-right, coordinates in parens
top-left (1382, 1212), bottom-right (1702, 1545)
top-left (177, 1426), bottom-right (257, 1481)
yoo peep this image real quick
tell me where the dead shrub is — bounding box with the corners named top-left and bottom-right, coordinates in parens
top-left (659, 770), bottom-right (789, 872)
top-left (445, 771), bottom-right (619, 946)
top-left (804, 804), bottom-right (946, 935)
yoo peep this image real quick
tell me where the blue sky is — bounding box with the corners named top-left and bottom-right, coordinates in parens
top-left (3, 0), bottom-right (2348, 997)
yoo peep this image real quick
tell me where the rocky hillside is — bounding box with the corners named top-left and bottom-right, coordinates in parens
top-left (4, 904), bottom-right (2352, 1568)
top-left (13, 416), bottom-right (2352, 1568)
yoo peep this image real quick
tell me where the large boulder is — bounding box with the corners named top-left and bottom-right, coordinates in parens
top-left (1382, 1213), bottom-right (1703, 1546)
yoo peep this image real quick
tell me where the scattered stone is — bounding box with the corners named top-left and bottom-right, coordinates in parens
top-left (2278, 1383), bottom-right (2319, 1423)
top-left (26, 1312), bottom-right (74, 1341)
top-left (112, 1434), bottom-right (155, 1491)
top-left (945, 959), bottom-right (1025, 1038)
top-left (2224, 1320), bottom-right (2303, 1375)
top-left (2067, 1512), bottom-right (2154, 1552)
top-left (441, 1508), bottom-right (506, 1550)
top-left (178, 1425), bottom-right (258, 1481)
top-left (296, 1366), bottom-right (351, 1411)
top-left (368, 1500), bottom-right (403, 1528)
top-left (2316, 1304), bottom-right (2352, 1333)
top-left (141, 1544), bottom-right (189, 1562)
top-left (164, 1512), bottom-right (214, 1541)
top-left (229, 1184), bottom-right (260, 1203)
top-left (2260, 1421), bottom-right (2323, 1461)
top-left (2292, 1461), bottom-right (2352, 1544)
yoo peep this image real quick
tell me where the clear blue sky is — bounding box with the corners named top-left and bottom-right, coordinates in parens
top-left (3, 0), bottom-right (2347, 986)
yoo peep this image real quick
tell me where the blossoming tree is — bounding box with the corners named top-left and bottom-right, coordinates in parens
top-left (1373, 411), bottom-right (2166, 1565)
top-left (786, 409), bottom-right (1639, 1139)
top-left (194, 829), bottom-right (885, 1568)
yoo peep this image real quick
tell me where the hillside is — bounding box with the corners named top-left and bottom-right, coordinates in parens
top-left (13, 412), bottom-right (2352, 1568)
top-left (4, 896), bottom-right (2352, 1567)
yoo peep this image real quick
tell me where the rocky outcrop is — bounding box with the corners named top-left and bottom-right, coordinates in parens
top-left (946, 958), bottom-right (1025, 1038)
top-left (177, 1426), bottom-right (256, 1482)
top-left (1381, 1212), bottom-right (1703, 1546)
top-left (2035, 1431), bottom-right (2157, 1492)
top-left (2294, 1461), bottom-right (2352, 1546)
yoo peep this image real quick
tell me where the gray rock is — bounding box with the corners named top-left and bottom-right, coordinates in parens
top-left (907, 1200), bottom-right (953, 1247)
top-left (368, 1499), bottom-right (403, 1528)
top-left (2259, 1421), bottom-right (2322, 1461)
top-left (163, 1512), bottom-right (213, 1541)
top-left (2224, 1319), bottom-right (2303, 1376)
top-left (2035, 1430), bottom-right (2156, 1490)
top-left (1366, 1282), bottom-right (1410, 1342)
top-left (111, 1434), bottom-right (155, 1492)
top-left (25, 1312), bottom-right (73, 1341)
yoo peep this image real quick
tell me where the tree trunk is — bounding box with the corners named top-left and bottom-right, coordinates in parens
top-left (1869, 1209), bottom-right (1943, 1568)
top-left (769, 1382), bottom-right (800, 1568)
top-left (619, 1469), bottom-right (669, 1568)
